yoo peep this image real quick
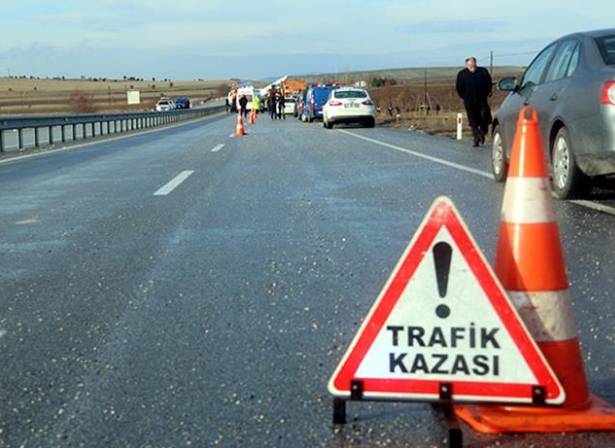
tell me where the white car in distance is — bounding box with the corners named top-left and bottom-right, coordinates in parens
top-left (323, 88), bottom-right (376, 129)
top-left (284, 97), bottom-right (297, 116)
top-left (155, 98), bottom-right (174, 112)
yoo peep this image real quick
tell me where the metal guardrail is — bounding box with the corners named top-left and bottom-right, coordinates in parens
top-left (0, 104), bottom-right (226, 153)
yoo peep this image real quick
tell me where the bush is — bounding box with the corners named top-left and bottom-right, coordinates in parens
top-left (69, 90), bottom-right (96, 114)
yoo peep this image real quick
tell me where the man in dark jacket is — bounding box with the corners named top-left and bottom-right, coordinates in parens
top-left (268, 90), bottom-right (277, 120)
top-left (277, 94), bottom-right (286, 120)
top-left (238, 95), bottom-right (248, 119)
top-left (456, 56), bottom-right (492, 147)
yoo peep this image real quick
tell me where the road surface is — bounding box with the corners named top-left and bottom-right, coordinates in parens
top-left (1, 113), bottom-right (615, 447)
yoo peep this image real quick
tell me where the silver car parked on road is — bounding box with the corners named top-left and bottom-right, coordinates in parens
top-left (492, 29), bottom-right (615, 198)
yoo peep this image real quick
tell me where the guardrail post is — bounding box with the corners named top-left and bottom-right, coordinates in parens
top-left (61, 125), bottom-right (66, 143)
top-left (49, 126), bottom-right (54, 145)
top-left (0, 129), bottom-right (4, 152)
top-left (18, 128), bottom-right (24, 149)
top-left (34, 127), bottom-right (40, 148)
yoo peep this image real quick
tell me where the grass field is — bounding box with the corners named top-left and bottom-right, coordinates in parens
top-left (366, 67), bottom-right (525, 138)
top-left (0, 78), bottom-right (229, 116)
top-left (297, 65), bottom-right (525, 84)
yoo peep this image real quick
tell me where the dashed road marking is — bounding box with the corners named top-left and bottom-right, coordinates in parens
top-left (15, 218), bottom-right (38, 225)
top-left (211, 144), bottom-right (224, 153)
top-left (153, 170), bottom-right (194, 196)
top-left (0, 112), bottom-right (225, 167)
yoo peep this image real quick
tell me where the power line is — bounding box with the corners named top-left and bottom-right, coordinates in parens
top-left (478, 50), bottom-right (540, 62)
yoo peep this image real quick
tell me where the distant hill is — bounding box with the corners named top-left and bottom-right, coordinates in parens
top-left (293, 65), bottom-right (525, 84)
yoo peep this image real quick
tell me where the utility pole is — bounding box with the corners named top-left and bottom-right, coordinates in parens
top-left (423, 69), bottom-right (427, 107)
top-left (489, 51), bottom-right (494, 75)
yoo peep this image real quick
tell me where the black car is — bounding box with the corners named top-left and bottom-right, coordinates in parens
top-left (174, 96), bottom-right (191, 109)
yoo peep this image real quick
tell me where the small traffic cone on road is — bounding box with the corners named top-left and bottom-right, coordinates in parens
top-left (235, 113), bottom-right (246, 137)
top-left (454, 107), bottom-right (615, 433)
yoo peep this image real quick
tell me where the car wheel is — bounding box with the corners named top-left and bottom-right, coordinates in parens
top-left (491, 125), bottom-right (508, 183)
top-left (365, 117), bottom-right (376, 128)
top-left (324, 120), bottom-right (333, 129)
top-left (551, 127), bottom-right (588, 199)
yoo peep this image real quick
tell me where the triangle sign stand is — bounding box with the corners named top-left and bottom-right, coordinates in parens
top-left (328, 196), bottom-right (563, 421)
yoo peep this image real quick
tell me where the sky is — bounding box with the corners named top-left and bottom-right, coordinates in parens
top-left (0, 0), bottom-right (612, 80)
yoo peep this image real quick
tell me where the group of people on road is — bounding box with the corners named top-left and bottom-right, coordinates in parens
top-left (224, 56), bottom-right (492, 145)
top-left (267, 87), bottom-right (287, 120)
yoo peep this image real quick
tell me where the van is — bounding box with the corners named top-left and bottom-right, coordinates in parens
top-left (301, 85), bottom-right (338, 122)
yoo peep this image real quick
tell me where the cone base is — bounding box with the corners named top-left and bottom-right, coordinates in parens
top-left (454, 395), bottom-right (615, 433)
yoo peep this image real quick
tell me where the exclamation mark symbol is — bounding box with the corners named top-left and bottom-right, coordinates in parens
top-left (432, 242), bottom-right (452, 319)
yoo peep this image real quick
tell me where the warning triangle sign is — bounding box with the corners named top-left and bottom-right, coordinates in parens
top-left (328, 197), bottom-right (564, 404)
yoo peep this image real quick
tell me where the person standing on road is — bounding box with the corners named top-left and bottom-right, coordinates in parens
top-left (268, 91), bottom-right (277, 120)
top-left (277, 94), bottom-right (286, 120)
top-left (230, 90), bottom-right (237, 113)
top-left (456, 56), bottom-right (492, 147)
top-left (253, 95), bottom-right (261, 114)
top-left (238, 95), bottom-right (248, 119)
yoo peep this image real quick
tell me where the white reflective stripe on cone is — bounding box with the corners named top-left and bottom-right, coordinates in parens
top-left (508, 290), bottom-right (578, 342)
top-left (502, 177), bottom-right (556, 224)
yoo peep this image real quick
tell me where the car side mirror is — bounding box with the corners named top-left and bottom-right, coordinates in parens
top-left (498, 76), bottom-right (518, 92)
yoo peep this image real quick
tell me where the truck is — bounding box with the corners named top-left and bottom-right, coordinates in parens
top-left (279, 78), bottom-right (307, 97)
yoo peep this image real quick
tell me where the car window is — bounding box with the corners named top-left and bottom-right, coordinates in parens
top-left (596, 35), bottom-right (615, 65)
top-left (334, 90), bottom-right (368, 99)
top-left (566, 44), bottom-right (580, 77)
top-left (314, 89), bottom-right (334, 101)
top-left (545, 40), bottom-right (579, 82)
top-left (521, 43), bottom-right (557, 88)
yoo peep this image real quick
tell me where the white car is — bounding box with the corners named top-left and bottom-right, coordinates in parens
top-left (155, 99), bottom-right (174, 112)
top-left (322, 88), bottom-right (376, 129)
top-left (284, 97), bottom-right (297, 115)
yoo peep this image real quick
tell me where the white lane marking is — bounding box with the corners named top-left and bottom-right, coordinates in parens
top-left (337, 129), bottom-right (493, 179)
top-left (338, 129), bottom-right (615, 218)
top-left (153, 170), bottom-right (194, 196)
top-left (15, 218), bottom-right (38, 225)
top-left (569, 200), bottom-right (615, 217)
top-left (229, 133), bottom-right (235, 138)
top-left (211, 144), bottom-right (224, 153)
top-left (0, 112), bottom-right (226, 167)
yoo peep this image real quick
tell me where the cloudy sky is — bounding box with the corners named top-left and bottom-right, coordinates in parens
top-left (0, 0), bottom-right (611, 80)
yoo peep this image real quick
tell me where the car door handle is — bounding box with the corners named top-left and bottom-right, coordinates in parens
top-left (550, 93), bottom-right (558, 101)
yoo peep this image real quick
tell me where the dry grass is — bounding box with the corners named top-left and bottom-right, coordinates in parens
top-left (0, 78), bottom-right (231, 115)
top-left (369, 73), bottom-right (518, 139)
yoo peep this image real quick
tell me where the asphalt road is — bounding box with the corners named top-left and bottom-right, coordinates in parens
top-left (1, 112), bottom-right (615, 447)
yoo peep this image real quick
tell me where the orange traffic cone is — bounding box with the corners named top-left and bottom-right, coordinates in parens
top-left (455, 109), bottom-right (615, 433)
top-left (235, 113), bottom-right (246, 137)
top-left (454, 107), bottom-right (615, 432)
